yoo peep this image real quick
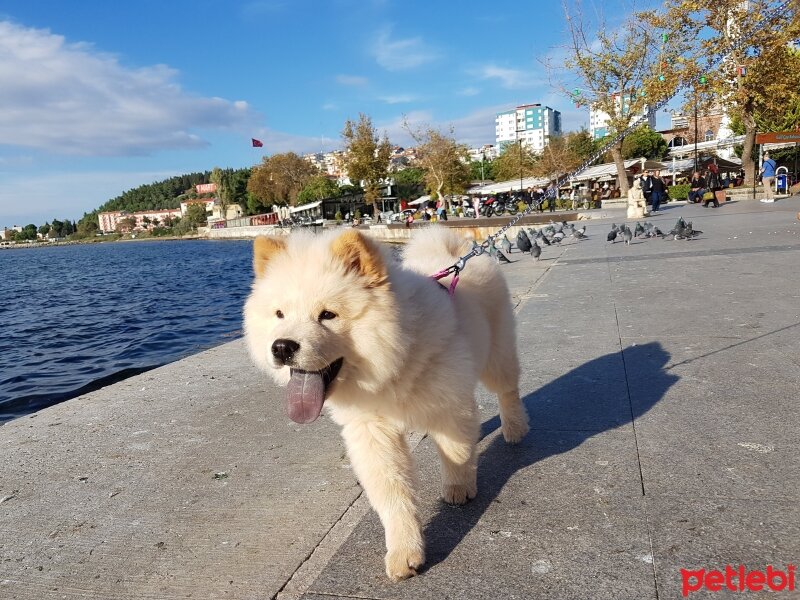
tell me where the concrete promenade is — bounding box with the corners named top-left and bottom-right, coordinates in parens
top-left (1, 196), bottom-right (799, 599)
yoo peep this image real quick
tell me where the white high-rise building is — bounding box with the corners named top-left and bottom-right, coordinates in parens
top-left (495, 104), bottom-right (562, 151)
top-left (589, 92), bottom-right (656, 140)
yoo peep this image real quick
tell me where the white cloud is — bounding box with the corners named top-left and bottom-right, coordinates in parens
top-left (378, 94), bottom-right (417, 104)
top-left (458, 87), bottom-right (481, 97)
top-left (377, 105), bottom-right (507, 149)
top-left (335, 74), bottom-right (368, 86)
top-left (322, 102), bottom-right (338, 111)
top-left (476, 64), bottom-right (542, 89)
top-left (0, 21), bottom-right (259, 157)
top-left (373, 28), bottom-right (439, 71)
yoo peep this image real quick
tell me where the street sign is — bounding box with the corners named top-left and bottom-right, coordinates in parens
top-left (755, 131), bottom-right (800, 144)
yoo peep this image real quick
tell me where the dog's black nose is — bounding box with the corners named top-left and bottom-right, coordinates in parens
top-left (271, 339), bottom-right (300, 365)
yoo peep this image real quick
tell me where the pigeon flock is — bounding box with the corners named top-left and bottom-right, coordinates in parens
top-left (607, 216), bottom-right (703, 244)
top-left (480, 216), bottom-right (705, 264)
top-left (483, 220), bottom-right (588, 263)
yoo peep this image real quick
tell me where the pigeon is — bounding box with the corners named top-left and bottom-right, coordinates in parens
top-left (634, 222), bottom-right (645, 238)
top-left (572, 225), bottom-right (586, 238)
top-left (490, 239), bottom-right (512, 263)
top-left (551, 231), bottom-right (565, 244)
top-left (537, 232), bottom-right (552, 246)
top-left (531, 240), bottom-right (541, 261)
top-left (516, 230), bottom-right (532, 253)
top-left (501, 234), bottom-right (512, 255)
top-left (607, 229), bottom-right (618, 243)
top-left (622, 227), bottom-right (633, 245)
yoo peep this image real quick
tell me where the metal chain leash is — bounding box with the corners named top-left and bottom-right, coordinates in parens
top-left (434, 0), bottom-right (793, 284)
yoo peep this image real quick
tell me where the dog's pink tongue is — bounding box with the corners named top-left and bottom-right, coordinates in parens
top-left (286, 370), bottom-right (325, 424)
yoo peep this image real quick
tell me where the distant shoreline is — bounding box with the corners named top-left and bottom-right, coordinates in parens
top-left (0, 234), bottom-right (211, 250)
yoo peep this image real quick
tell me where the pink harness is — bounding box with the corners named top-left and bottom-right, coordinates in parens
top-left (430, 268), bottom-right (460, 297)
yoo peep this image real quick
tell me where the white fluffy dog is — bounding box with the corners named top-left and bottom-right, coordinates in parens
top-left (243, 227), bottom-right (528, 581)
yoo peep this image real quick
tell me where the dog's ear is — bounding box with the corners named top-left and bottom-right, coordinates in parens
top-left (253, 236), bottom-right (287, 278)
top-left (331, 230), bottom-right (387, 287)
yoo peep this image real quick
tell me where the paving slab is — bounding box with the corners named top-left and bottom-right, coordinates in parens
top-left (2, 196), bottom-right (799, 600)
top-left (647, 496), bottom-right (800, 600)
top-left (0, 342), bottom-right (361, 600)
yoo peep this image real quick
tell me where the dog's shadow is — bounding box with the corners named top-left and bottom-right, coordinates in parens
top-left (421, 341), bottom-right (677, 570)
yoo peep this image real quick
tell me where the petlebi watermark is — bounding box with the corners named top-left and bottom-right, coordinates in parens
top-left (681, 564), bottom-right (796, 597)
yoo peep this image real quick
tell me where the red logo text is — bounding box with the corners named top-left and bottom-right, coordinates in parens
top-left (681, 565), bottom-right (796, 596)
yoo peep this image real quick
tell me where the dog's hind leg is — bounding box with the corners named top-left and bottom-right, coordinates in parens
top-left (341, 418), bottom-right (424, 582)
top-left (430, 404), bottom-right (479, 505)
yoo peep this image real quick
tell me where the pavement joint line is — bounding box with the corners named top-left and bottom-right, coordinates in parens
top-left (511, 245), bottom-right (569, 314)
top-left (275, 432), bottom-right (426, 600)
top-left (277, 242), bottom-right (568, 599)
top-left (664, 320), bottom-right (800, 371)
top-left (606, 250), bottom-right (661, 599)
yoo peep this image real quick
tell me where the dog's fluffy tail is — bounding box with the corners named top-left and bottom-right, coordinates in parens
top-left (401, 226), bottom-right (469, 274)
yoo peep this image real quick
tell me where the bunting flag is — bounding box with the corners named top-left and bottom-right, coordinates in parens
top-left (251, 138), bottom-right (264, 148)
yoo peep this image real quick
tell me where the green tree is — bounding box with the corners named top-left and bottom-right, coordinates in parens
top-left (185, 203), bottom-right (208, 228)
top-left (116, 216), bottom-right (137, 233)
top-left (621, 125), bottom-right (668, 159)
top-left (469, 158), bottom-right (496, 182)
top-left (38, 223), bottom-right (50, 237)
top-left (566, 129), bottom-right (599, 164)
top-left (341, 113), bottom-right (392, 205)
top-left (75, 219), bottom-right (99, 238)
top-left (403, 122), bottom-right (472, 209)
top-left (648, 0), bottom-right (800, 184)
top-left (297, 175), bottom-right (341, 205)
top-left (554, 5), bottom-right (673, 197)
top-left (15, 224), bottom-right (38, 241)
top-left (492, 142), bottom-right (539, 182)
top-left (392, 167), bottom-right (426, 201)
top-left (247, 152), bottom-right (318, 206)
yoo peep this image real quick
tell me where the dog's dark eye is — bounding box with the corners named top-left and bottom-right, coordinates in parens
top-left (318, 310), bottom-right (337, 321)
top-left (276, 310), bottom-right (284, 319)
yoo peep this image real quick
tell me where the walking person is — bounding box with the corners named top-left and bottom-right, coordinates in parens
top-left (760, 152), bottom-right (777, 203)
top-left (546, 181), bottom-right (557, 212)
top-left (649, 170), bottom-right (666, 214)
top-left (703, 166), bottom-right (721, 208)
top-left (641, 170), bottom-right (653, 209)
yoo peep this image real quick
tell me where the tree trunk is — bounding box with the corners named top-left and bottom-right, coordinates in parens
top-left (740, 111), bottom-right (758, 186)
top-left (610, 143), bottom-right (630, 197)
top-left (436, 182), bottom-right (445, 212)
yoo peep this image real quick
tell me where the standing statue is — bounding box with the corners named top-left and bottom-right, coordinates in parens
top-left (627, 176), bottom-right (648, 219)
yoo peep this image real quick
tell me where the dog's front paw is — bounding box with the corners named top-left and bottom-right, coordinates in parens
top-left (501, 419), bottom-right (529, 444)
top-left (442, 482), bottom-right (477, 505)
top-left (385, 546), bottom-right (425, 581)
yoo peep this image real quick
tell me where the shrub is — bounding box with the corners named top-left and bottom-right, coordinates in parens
top-left (668, 184), bottom-right (690, 200)
top-left (334, 209), bottom-right (343, 223)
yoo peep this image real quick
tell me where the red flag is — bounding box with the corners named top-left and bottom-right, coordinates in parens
top-left (251, 138), bottom-right (264, 148)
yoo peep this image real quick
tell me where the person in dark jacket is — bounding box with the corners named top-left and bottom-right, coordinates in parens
top-left (703, 166), bottom-right (721, 208)
top-left (649, 170), bottom-right (667, 214)
top-left (687, 171), bottom-right (706, 204)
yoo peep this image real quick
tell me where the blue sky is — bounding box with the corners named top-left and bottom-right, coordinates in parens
top-left (0, 0), bottom-right (668, 226)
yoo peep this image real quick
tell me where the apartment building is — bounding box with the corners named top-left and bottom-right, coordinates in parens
top-left (495, 104), bottom-right (562, 151)
top-left (589, 93), bottom-right (656, 140)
